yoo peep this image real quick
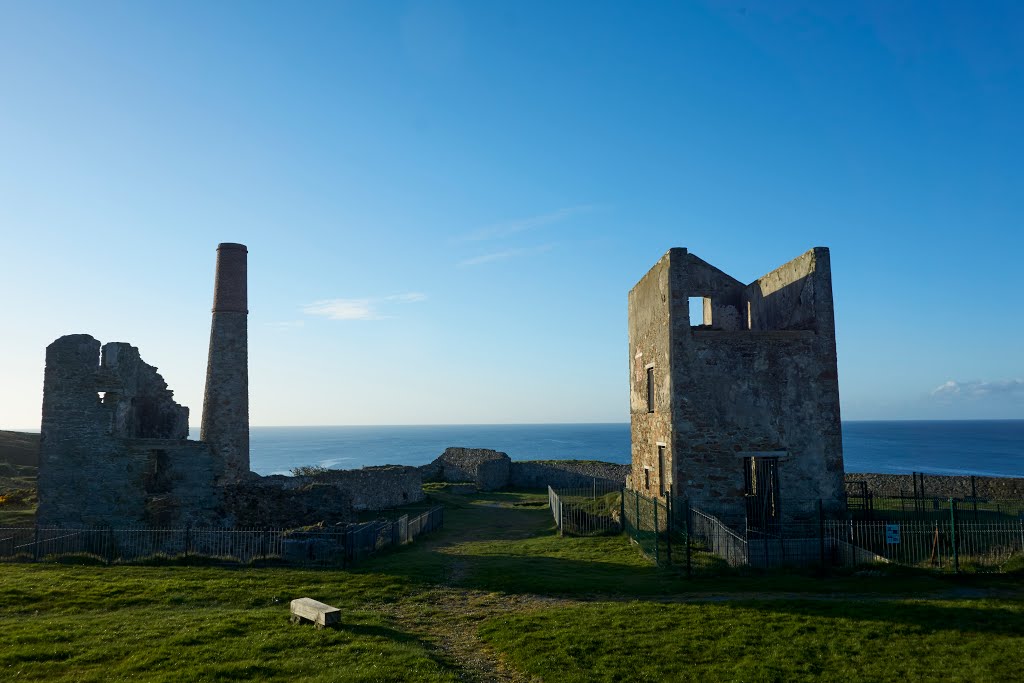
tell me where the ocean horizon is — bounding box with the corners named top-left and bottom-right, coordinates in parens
top-left (10, 420), bottom-right (1022, 479)
top-left (170, 419), bottom-right (1024, 479)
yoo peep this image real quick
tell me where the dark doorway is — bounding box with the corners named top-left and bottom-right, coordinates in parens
top-left (744, 456), bottom-right (780, 534)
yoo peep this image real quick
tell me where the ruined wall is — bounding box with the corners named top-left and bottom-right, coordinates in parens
top-left (421, 448), bottom-right (512, 491)
top-left (223, 480), bottom-right (352, 528)
top-left (628, 247), bottom-right (845, 527)
top-left (670, 247), bottom-right (844, 524)
top-left (509, 460), bottom-right (629, 489)
top-left (312, 466), bottom-right (425, 510)
top-left (37, 335), bottom-right (225, 528)
top-left (627, 251), bottom-right (675, 498)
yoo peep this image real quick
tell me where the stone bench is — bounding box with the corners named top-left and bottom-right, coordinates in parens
top-left (289, 597), bottom-right (340, 629)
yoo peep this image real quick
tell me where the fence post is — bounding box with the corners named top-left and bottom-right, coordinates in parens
top-left (684, 498), bottom-right (692, 579)
top-left (949, 498), bottom-right (959, 574)
top-left (558, 496), bottom-right (563, 536)
top-left (32, 526), bottom-right (40, 562)
top-left (653, 498), bottom-right (660, 565)
top-left (635, 491), bottom-right (640, 543)
top-left (665, 494), bottom-right (673, 567)
top-left (818, 499), bottom-right (826, 570)
top-left (620, 489), bottom-right (626, 533)
top-left (185, 524), bottom-right (192, 559)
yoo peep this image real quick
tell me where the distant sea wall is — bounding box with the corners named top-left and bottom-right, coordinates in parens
top-left (846, 472), bottom-right (1024, 499)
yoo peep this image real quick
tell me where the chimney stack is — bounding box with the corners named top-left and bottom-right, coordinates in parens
top-left (201, 243), bottom-right (249, 481)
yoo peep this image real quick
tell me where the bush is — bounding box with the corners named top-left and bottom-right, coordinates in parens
top-left (0, 488), bottom-right (36, 508)
top-left (290, 465), bottom-right (329, 478)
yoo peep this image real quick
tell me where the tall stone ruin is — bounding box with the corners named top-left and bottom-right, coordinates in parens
top-left (628, 247), bottom-right (846, 528)
top-left (36, 243), bottom-right (253, 527)
top-left (201, 243), bottom-right (250, 482)
top-left (36, 335), bottom-right (224, 527)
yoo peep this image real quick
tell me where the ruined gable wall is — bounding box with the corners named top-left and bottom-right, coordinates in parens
top-left (669, 249), bottom-right (844, 524)
top-left (37, 335), bottom-right (225, 528)
top-left (682, 252), bottom-right (745, 330)
top-left (627, 251), bottom-right (675, 497)
top-left (743, 248), bottom-right (832, 333)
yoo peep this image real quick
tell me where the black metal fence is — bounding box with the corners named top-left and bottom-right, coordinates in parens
top-left (0, 506), bottom-right (444, 567)
top-left (622, 489), bottom-right (1024, 575)
top-left (548, 481), bottom-right (623, 536)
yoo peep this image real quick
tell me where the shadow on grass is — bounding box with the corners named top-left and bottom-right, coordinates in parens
top-left (723, 595), bottom-right (1024, 637)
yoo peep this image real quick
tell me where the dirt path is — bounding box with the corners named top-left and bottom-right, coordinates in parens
top-left (376, 588), bottom-right (571, 683)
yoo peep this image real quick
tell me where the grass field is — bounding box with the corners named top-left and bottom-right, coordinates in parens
top-left (0, 431), bottom-right (38, 527)
top-left (2, 484), bottom-right (1023, 681)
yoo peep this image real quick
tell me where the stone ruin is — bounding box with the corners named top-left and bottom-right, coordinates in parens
top-left (36, 336), bottom-right (224, 527)
top-left (628, 247), bottom-right (846, 528)
top-left (420, 447), bottom-right (631, 491)
top-left (35, 243), bottom-right (424, 529)
top-left (420, 448), bottom-right (512, 491)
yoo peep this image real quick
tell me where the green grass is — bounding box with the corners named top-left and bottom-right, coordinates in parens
top-left (1, 484), bottom-right (1022, 681)
top-left (0, 431), bottom-right (38, 527)
top-left (479, 599), bottom-right (1024, 683)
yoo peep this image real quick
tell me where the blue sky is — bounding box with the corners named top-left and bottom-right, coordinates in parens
top-left (2, 1), bottom-right (1022, 429)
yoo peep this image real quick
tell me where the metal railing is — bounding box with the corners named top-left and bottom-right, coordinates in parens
top-left (548, 481), bottom-right (623, 536)
top-left (622, 490), bottom-right (1024, 575)
top-left (0, 506), bottom-right (444, 567)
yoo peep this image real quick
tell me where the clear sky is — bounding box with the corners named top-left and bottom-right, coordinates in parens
top-left (2, 1), bottom-right (1022, 429)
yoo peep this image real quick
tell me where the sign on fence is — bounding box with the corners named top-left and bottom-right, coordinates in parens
top-left (885, 523), bottom-right (901, 544)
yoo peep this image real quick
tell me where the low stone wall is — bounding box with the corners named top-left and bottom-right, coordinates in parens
top-left (319, 466), bottom-right (426, 510)
top-left (224, 480), bottom-right (353, 528)
top-left (420, 448), bottom-right (511, 491)
top-left (509, 460), bottom-right (629, 490)
top-left (281, 466), bottom-right (425, 511)
top-left (846, 472), bottom-right (1024, 499)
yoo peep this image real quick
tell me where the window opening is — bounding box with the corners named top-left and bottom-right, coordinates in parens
top-left (657, 445), bottom-right (666, 496)
top-left (646, 366), bottom-right (655, 412)
top-left (689, 297), bottom-right (710, 326)
top-left (644, 467), bottom-right (651, 491)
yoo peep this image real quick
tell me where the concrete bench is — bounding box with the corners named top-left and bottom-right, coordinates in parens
top-left (289, 597), bottom-right (340, 629)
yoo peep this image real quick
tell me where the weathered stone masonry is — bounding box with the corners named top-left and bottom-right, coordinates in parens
top-left (628, 247), bottom-right (846, 526)
top-left (36, 335), bottom-right (224, 527)
top-left (201, 243), bottom-right (250, 483)
top-left (35, 242), bottom-right (429, 529)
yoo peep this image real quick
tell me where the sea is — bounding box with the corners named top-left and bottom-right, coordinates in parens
top-left (189, 421), bottom-right (1024, 479)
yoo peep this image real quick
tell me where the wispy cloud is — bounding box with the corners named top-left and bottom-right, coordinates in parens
top-left (460, 205), bottom-right (596, 242)
top-left (384, 292), bottom-right (428, 303)
top-left (458, 244), bottom-right (554, 267)
top-left (303, 292), bottom-right (427, 321)
top-left (931, 379), bottom-right (1024, 400)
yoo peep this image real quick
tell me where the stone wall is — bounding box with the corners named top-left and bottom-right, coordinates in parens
top-left (847, 473), bottom-right (1024, 500)
top-left (509, 460), bottom-right (629, 489)
top-left (301, 466), bottom-right (425, 511)
top-left (421, 448), bottom-right (511, 491)
top-left (629, 248), bottom-right (846, 527)
top-left (37, 335), bottom-right (226, 528)
top-left (223, 480), bottom-right (352, 528)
